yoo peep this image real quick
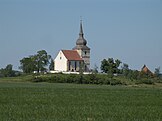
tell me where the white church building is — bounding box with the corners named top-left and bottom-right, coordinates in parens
top-left (54, 21), bottom-right (90, 72)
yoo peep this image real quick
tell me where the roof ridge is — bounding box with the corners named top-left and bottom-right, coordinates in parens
top-left (61, 50), bottom-right (83, 61)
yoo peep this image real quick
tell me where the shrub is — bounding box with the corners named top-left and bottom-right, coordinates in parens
top-left (83, 74), bottom-right (95, 84)
top-left (101, 76), bottom-right (110, 85)
top-left (32, 76), bottom-right (44, 82)
top-left (135, 79), bottom-right (154, 85)
top-left (29, 73), bottom-right (156, 86)
top-left (110, 79), bottom-right (122, 85)
top-left (66, 74), bottom-right (76, 83)
top-left (154, 78), bottom-right (162, 83)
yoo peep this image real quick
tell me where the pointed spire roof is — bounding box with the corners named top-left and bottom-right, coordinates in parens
top-left (76, 20), bottom-right (87, 46)
top-left (73, 20), bottom-right (90, 50)
top-left (79, 20), bottom-right (84, 36)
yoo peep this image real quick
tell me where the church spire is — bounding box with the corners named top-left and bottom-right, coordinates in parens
top-left (76, 19), bottom-right (87, 46)
top-left (79, 19), bottom-right (84, 37)
top-left (73, 19), bottom-right (90, 72)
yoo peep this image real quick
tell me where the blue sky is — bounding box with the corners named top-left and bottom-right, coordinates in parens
top-left (0, 0), bottom-right (162, 72)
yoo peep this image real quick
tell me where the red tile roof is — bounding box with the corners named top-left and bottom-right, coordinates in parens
top-left (62, 50), bottom-right (83, 61)
top-left (141, 65), bottom-right (153, 74)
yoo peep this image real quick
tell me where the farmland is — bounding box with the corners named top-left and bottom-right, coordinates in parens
top-left (0, 82), bottom-right (162, 121)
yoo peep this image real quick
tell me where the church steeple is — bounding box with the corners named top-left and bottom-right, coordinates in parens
top-left (73, 20), bottom-right (90, 72)
top-left (76, 20), bottom-right (87, 46)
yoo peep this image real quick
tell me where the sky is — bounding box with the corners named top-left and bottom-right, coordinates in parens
top-left (0, 0), bottom-right (162, 72)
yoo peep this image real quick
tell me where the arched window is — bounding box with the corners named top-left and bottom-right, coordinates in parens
top-left (84, 51), bottom-right (87, 55)
top-left (69, 61), bottom-right (71, 71)
top-left (75, 61), bottom-right (77, 70)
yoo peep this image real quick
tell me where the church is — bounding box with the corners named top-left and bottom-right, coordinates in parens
top-left (54, 21), bottom-right (90, 72)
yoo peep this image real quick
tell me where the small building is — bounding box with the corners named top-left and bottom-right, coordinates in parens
top-left (54, 20), bottom-right (90, 72)
top-left (141, 65), bottom-right (153, 75)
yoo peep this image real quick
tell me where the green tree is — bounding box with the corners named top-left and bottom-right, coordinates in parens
top-left (154, 67), bottom-right (160, 77)
top-left (100, 59), bottom-right (108, 73)
top-left (101, 58), bottom-right (121, 74)
top-left (5, 64), bottom-right (14, 77)
top-left (115, 59), bottom-right (121, 74)
top-left (49, 58), bottom-right (54, 71)
top-left (0, 64), bottom-right (15, 77)
top-left (19, 50), bottom-right (51, 73)
top-left (92, 64), bottom-right (98, 74)
top-left (121, 63), bottom-right (129, 77)
top-left (19, 56), bottom-right (36, 73)
top-left (35, 50), bottom-right (51, 73)
top-left (127, 70), bottom-right (140, 81)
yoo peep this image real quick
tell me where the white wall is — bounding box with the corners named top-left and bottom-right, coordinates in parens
top-left (54, 50), bottom-right (68, 72)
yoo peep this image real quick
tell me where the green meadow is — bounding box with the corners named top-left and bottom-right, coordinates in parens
top-left (0, 82), bottom-right (162, 121)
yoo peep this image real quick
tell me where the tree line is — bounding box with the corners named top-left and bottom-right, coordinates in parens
top-left (0, 64), bottom-right (21, 77)
top-left (0, 50), bottom-right (54, 77)
top-left (0, 50), bottom-right (161, 80)
top-left (100, 58), bottom-right (161, 80)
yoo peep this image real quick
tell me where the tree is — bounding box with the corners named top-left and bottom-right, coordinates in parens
top-left (101, 58), bottom-right (121, 79)
top-left (35, 50), bottom-right (51, 73)
top-left (0, 64), bottom-right (15, 77)
top-left (49, 58), bottom-right (54, 71)
top-left (154, 67), bottom-right (160, 77)
top-left (101, 58), bottom-right (121, 74)
top-left (92, 64), bottom-right (98, 73)
top-left (19, 56), bottom-right (36, 73)
top-left (100, 59), bottom-right (108, 73)
top-left (5, 64), bottom-right (15, 77)
top-left (19, 50), bottom-right (51, 73)
top-left (127, 70), bottom-right (140, 80)
top-left (115, 59), bottom-right (121, 73)
top-left (121, 63), bottom-right (129, 77)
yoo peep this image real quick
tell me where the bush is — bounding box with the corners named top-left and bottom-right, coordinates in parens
top-left (101, 76), bottom-right (110, 85)
top-left (66, 74), bottom-right (77, 83)
top-left (83, 74), bottom-right (96, 84)
top-left (110, 79), bottom-right (122, 85)
top-left (135, 79), bottom-right (154, 85)
top-left (29, 73), bottom-right (155, 85)
top-left (32, 76), bottom-right (44, 82)
top-left (154, 78), bottom-right (162, 83)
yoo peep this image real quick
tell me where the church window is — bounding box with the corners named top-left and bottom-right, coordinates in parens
top-left (85, 51), bottom-right (87, 55)
top-left (60, 57), bottom-right (62, 60)
top-left (69, 61), bottom-right (71, 71)
top-left (75, 61), bottom-right (77, 70)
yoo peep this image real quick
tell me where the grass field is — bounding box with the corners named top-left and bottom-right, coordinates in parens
top-left (0, 82), bottom-right (162, 121)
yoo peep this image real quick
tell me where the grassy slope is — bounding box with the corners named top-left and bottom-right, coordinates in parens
top-left (0, 82), bottom-right (162, 121)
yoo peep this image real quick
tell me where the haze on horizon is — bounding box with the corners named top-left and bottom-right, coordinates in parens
top-left (0, 0), bottom-right (162, 72)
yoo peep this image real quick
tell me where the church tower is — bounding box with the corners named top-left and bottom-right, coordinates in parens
top-left (73, 20), bottom-right (90, 71)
